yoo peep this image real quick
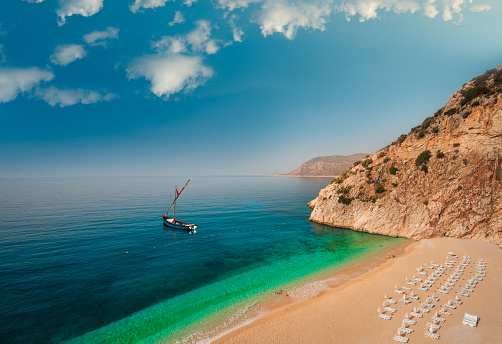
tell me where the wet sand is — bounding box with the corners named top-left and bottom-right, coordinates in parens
top-left (214, 238), bottom-right (502, 344)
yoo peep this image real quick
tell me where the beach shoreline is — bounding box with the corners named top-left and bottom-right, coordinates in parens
top-left (213, 238), bottom-right (502, 344)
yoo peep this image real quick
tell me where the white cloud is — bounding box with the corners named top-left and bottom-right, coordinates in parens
top-left (50, 44), bottom-right (87, 66)
top-left (152, 36), bottom-right (188, 54)
top-left (126, 54), bottom-right (214, 98)
top-left (256, 0), bottom-right (332, 40)
top-left (336, 0), bottom-right (420, 22)
top-left (129, 0), bottom-right (171, 13)
top-left (229, 15), bottom-right (244, 42)
top-left (84, 27), bottom-right (120, 46)
top-left (23, 0), bottom-right (45, 3)
top-left (440, 0), bottom-right (465, 23)
top-left (183, 0), bottom-right (198, 6)
top-left (470, 4), bottom-right (491, 12)
top-left (169, 11), bottom-right (185, 26)
top-left (0, 67), bottom-right (54, 103)
top-left (153, 20), bottom-right (220, 55)
top-left (36, 86), bottom-right (117, 107)
top-left (57, 0), bottom-right (104, 26)
top-left (186, 20), bottom-right (213, 52)
top-left (424, 0), bottom-right (439, 18)
top-left (216, 0), bottom-right (261, 11)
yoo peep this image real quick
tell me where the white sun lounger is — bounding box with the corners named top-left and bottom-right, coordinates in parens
top-left (423, 302), bottom-right (435, 308)
top-left (419, 287), bottom-right (429, 291)
top-left (439, 309), bottom-right (452, 316)
top-left (379, 313), bottom-right (392, 320)
top-left (444, 304), bottom-right (456, 309)
top-left (443, 286), bottom-right (452, 290)
top-left (437, 289), bottom-right (448, 294)
top-left (403, 318), bottom-right (416, 325)
top-left (425, 331), bottom-right (440, 340)
top-left (386, 298), bottom-right (397, 304)
top-left (459, 292), bottom-right (469, 297)
top-left (472, 277), bottom-right (483, 281)
top-left (444, 282), bottom-right (454, 287)
top-left (432, 315), bottom-right (446, 323)
top-left (385, 306), bottom-right (397, 313)
top-left (466, 283), bottom-right (476, 288)
top-left (410, 311), bottom-right (423, 318)
top-left (399, 299), bottom-right (412, 304)
top-left (413, 277), bottom-right (422, 282)
top-left (399, 327), bottom-right (413, 334)
top-left (463, 313), bottom-right (479, 327)
top-left (426, 323), bottom-right (441, 330)
top-left (407, 281), bottom-right (416, 286)
top-left (394, 335), bottom-right (408, 343)
top-left (427, 296), bottom-right (439, 302)
top-left (451, 299), bottom-right (462, 305)
top-left (417, 307), bottom-right (430, 313)
top-left (409, 295), bottom-right (419, 300)
top-left (419, 271), bottom-right (428, 275)
top-left (395, 289), bottom-right (405, 294)
top-left (463, 288), bottom-right (474, 293)
top-left (402, 287), bottom-right (412, 290)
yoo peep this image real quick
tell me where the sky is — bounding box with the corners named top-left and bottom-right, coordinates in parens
top-left (0, 0), bottom-right (501, 177)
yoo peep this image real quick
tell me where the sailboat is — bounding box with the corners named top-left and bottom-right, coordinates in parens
top-left (162, 179), bottom-right (197, 234)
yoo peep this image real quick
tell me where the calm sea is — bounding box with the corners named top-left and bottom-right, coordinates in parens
top-left (0, 176), bottom-right (405, 344)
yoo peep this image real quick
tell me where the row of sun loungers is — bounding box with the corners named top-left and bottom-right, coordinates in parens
top-left (387, 253), bottom-right (486, 342)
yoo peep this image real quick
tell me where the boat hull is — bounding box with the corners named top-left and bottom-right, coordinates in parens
top-left (163, 217), bottom-right (197, 233)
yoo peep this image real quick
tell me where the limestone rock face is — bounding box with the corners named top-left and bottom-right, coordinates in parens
top-left (283, 154), bottom-right (368, 177)
top-left (309, 66), bottom-right (502, 244)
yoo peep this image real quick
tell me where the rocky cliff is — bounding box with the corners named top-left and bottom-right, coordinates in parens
top-left (309, 66), bottom-right (502, 244)
top-left (283, 154), bottom-right (368, 177)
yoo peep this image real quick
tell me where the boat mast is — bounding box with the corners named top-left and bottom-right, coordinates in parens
top-left (174, 186), bottom-right (176, 222)
top-left (166, 179), bottom-right (190, 215)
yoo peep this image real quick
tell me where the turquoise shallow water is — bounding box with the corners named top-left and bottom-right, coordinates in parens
top-left (0, 176), bottom-right (405, 344)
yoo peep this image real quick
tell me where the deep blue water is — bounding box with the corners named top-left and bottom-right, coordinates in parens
top-left (0, 176), bottom-right (405, 344)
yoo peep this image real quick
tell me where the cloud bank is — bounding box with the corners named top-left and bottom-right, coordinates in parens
top-left (50, 44), bottom-right (87, 66)
top-left (130, 0), bottom-right (172, 13)
top-left (57, 0), bottom-right (104, 25)
top-left (0, 67), bottom-right (54, 103)
top-left (126, 54), bottom-right (214, 98)
top-left (84, 27), bottom-right (120, 46)
top-left (36, 86), bottom-right (117, 107)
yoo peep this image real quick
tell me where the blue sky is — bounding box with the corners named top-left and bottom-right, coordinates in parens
top-left (0, 0), bottom-right (500, 177)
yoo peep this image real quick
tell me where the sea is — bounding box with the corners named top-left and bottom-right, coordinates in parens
top-left (0, 176), bottom-right (406, 344)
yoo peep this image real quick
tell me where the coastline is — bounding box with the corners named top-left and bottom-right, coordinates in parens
top-left (184, 238), bottom-right (412, 343)
top-left (213, 238), bottom-right (502, 344)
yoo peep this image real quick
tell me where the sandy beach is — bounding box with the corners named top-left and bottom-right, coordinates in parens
top-left (214, 238), bottom-right (502, 344)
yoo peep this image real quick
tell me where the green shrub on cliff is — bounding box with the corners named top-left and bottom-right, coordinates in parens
top-left (436, 150), bottom-right (445, 158)
top-left (361, 158), bottom-right (373, 168)
top-left (460, 85), bottom-right (490, 106)
top-left (338, 195), bottom-right (354, 205)
top-left (375, 185), bottom-right (385, 194)
top-left (415, 150), bottom-right (432, 166)
top-left (389, 165), bottom-right (398, 175)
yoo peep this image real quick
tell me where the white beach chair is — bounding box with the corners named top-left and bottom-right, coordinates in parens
top-left (418, 287), bottom-right (428, 292)
top-left (439, 307), bottom-right (452, 316)
top-left (463, 313), bottom-right (479, 327)
top-left (394, 335), bottom-right (408, 343)
top-left (459, 292), bottom-right (469, 297)
top-left (399, 327), bottom-right (413, 334)
top-left (417, 307), bottom-right (430, 313)
top-left (463, 288), bottom-right (474, 293)
top-left (379, 313), bottom-right (392, 320)
top-left (426, 322), bottom-right (441, 330)
top-left (432, 315), bottom-right (446, 323)
top-left (451, 299), bottom-right (462, 305)
top-left (403, 318), bottom-right (416, 326)
top-left (386, 298), bottom-right (397, 304)
top-left (425, 331), bottom-right (440, 340)
top-left (411, 311), bottom-right (423, 318)
top-left (437, 289), bottom-right (448, 294)
top-left (385, 306), bottom-right (397, 313)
